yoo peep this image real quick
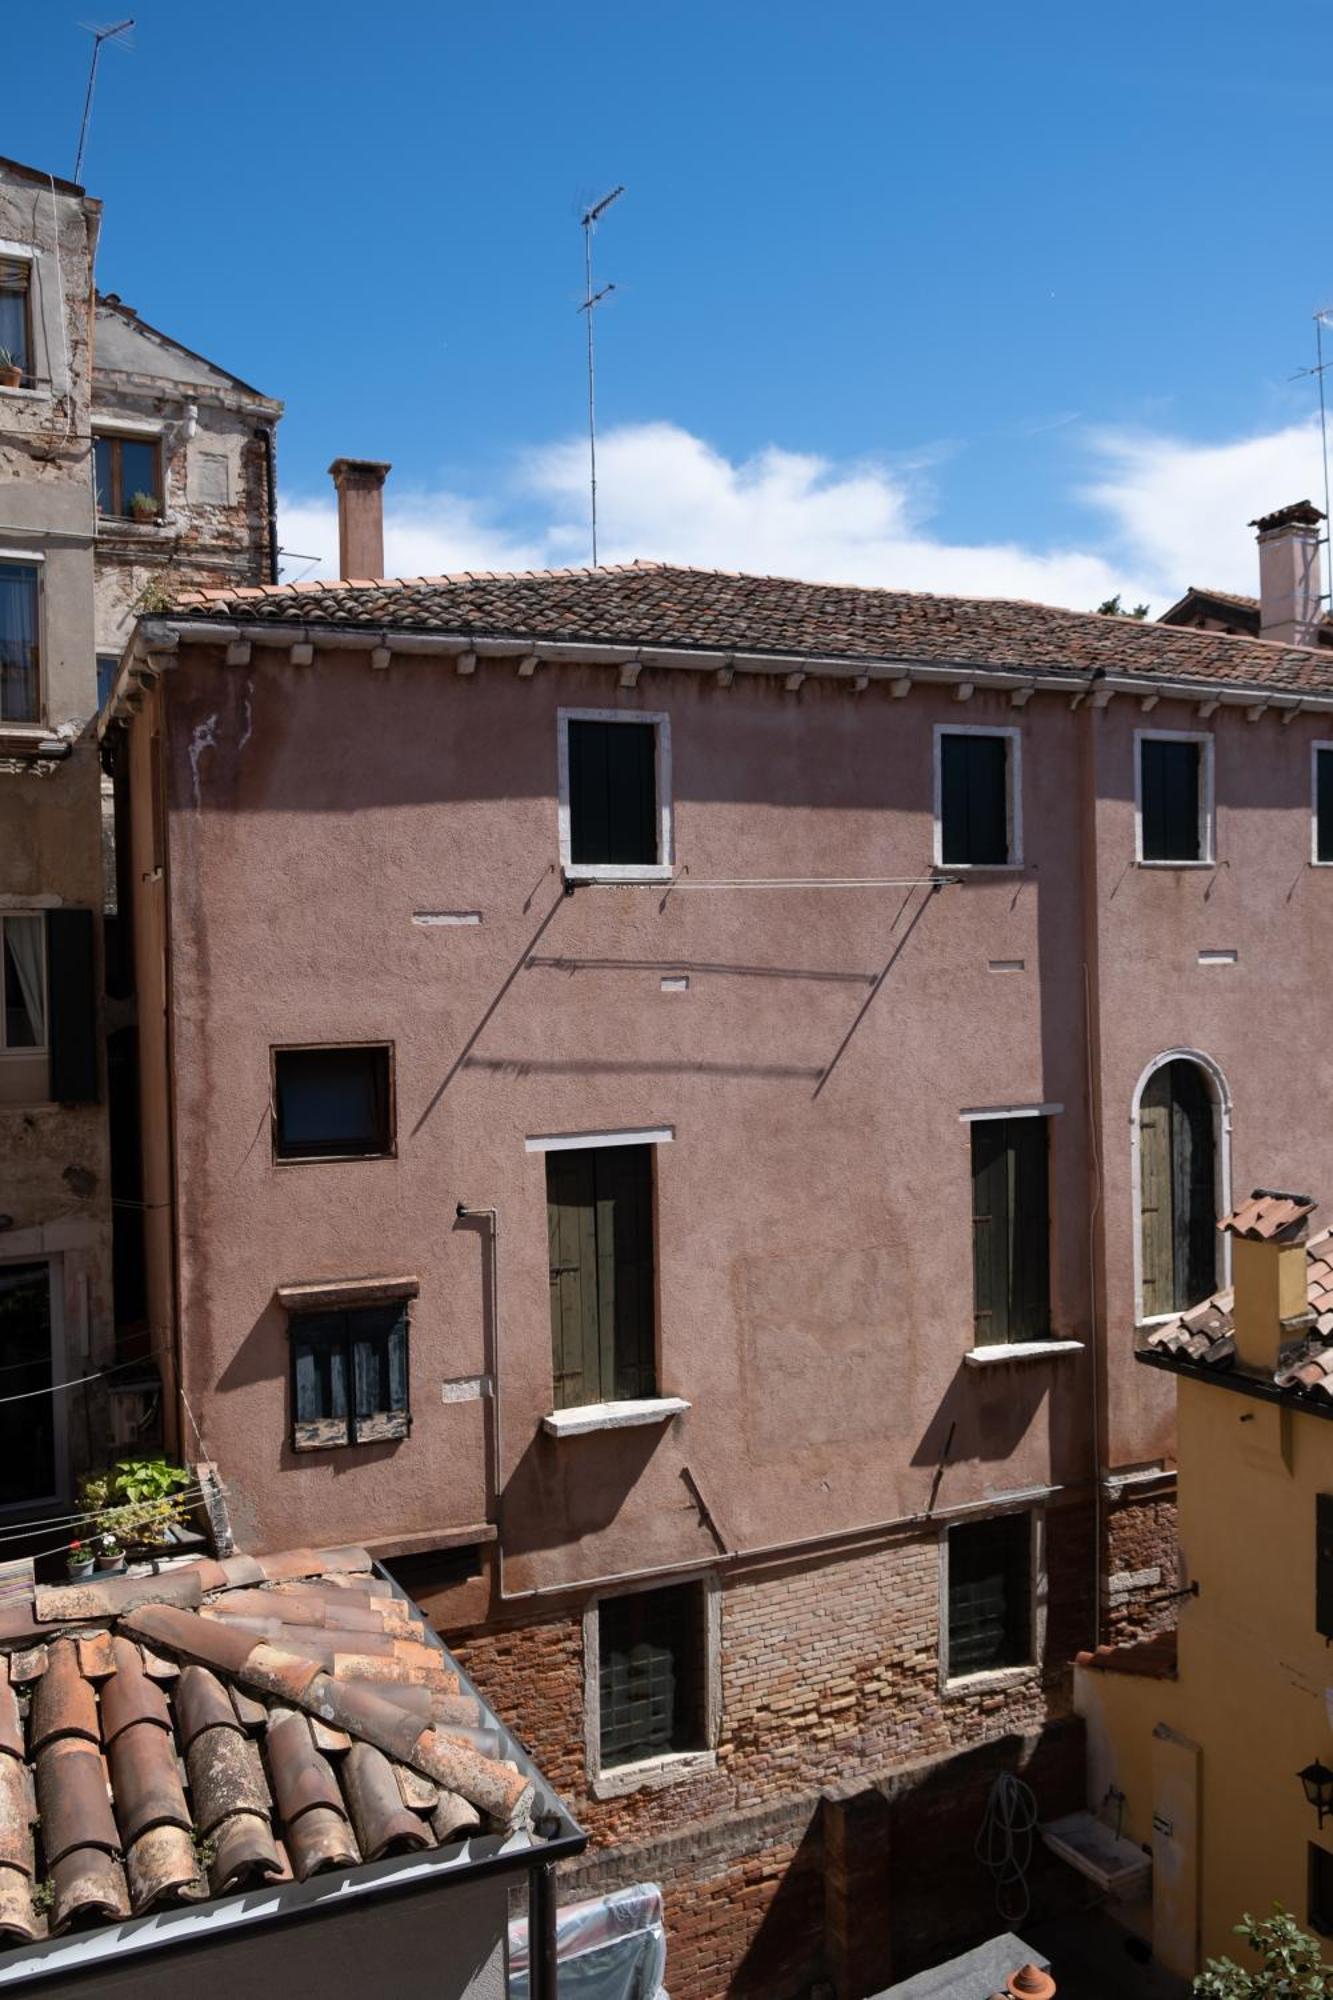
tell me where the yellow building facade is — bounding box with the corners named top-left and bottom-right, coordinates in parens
top-left (1076, 1192), bottom-right (1333, 1978)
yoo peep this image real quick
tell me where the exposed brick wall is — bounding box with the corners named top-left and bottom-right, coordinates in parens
top-left (452, 1500), bottom-right (1095, 1998)
top-left (1102, 1485), bottom-right (1179, 1643)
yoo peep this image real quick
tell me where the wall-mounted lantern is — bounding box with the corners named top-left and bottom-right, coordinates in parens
top-left (1299, 1758), bottom-right (1333, 1827)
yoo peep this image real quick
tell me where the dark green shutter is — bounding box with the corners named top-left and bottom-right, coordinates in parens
top-left (46, 909), bottom-right (98, 1104)
top-left (568, 721), bottom-right (657, 866)
top-left (971, 1120), bottom-right (1011, 1345)
top-left (1140, 1062), bottom-right (1217, 1314)
top-left (1318, 751), bottom-right (1333, 864)
top-left (972, 1117), bottom-right (1050, 1345)
top-left (941, 735), bottom-right (1008, 866)
top-left (1316, 1495), bottom-right (1333, 1640)
top-left (547, 1144), bottom-right (656, 1407)
top-left (1141, 739), bottom-right (1200, 861)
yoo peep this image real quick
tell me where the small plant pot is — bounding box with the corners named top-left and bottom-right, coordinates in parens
top-left (66, 1559), bottom-right (95, 1582)
top-left (0, 367), bottom-right (21, 390)
top-left (95, 1552), bottom-right (126, 1574)
top-left (129, 502), bottom-right (158, 524)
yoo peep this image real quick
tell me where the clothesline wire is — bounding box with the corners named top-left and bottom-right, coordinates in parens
top-left (0, 1485), bottom-right (215, 1547)
top-left (0, 1354), bottom-right (167, 1408)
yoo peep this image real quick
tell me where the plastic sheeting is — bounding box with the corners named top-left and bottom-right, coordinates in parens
top-left (508, 1880), bottom-right (668, 2000)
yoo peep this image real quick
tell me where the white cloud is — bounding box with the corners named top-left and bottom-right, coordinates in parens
top-left (280, 413), bottom-right (1326, 613)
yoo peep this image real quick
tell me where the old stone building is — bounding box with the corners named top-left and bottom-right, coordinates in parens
top-left (0, 151), bottom-right (279, 1519)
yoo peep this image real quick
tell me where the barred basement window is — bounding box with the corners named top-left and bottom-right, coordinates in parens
top-left (273, 1044), bottom-right (394, 1161)
top-left (598, 1583), bottom-right (705, 1768)
top-left (290, 1302), bottom-right (409, 1450)
top-left (947, 1513), bottom-right (1033, 1679)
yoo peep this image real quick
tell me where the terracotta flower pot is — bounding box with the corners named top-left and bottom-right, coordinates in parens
top-left (95, 1551), bottom-right (126, 1574)
top-left (0, 367), bottom-right (21, 390)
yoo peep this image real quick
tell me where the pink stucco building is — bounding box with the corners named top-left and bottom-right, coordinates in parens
top-left (99, 483), bottom-right (1333, 1994)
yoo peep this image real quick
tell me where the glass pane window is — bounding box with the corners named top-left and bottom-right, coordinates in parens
top-left (0, 259), bottom-right (31, 383)
top-left (598, 1583), bottom-right (705, 1768)
top-left (273, 1045), bottom-right (393, 1160)
top-left (94, 433), bottom-right (162, 518)
top-left (1, 916), bottom-right (46, 1050)
top-left (290, 1302), bottom-right (409, 1450)
top-left (947, 1514), bottom-right (1033, 1678)
top-left (0, 563), bottom-right (39, 723)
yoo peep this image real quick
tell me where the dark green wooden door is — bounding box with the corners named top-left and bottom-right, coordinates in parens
top-left (548, 1145), bottom-right (656, 1407)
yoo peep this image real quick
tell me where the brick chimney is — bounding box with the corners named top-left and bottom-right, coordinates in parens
top-left (1220, 1189), bottom-right (1317, 1370)
top-left (1250, 500), bottom-right (1325, 647)
top-left (328, 458), bottom-right (391, 581)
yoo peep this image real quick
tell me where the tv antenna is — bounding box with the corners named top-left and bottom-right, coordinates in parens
top-left (74, 19), bottom-right (135, 184)
top-left (578, 184), bottom-right (624, 568)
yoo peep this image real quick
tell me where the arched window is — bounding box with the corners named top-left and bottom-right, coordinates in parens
top-left (1139, 1058), bottom-right (1219, 1316)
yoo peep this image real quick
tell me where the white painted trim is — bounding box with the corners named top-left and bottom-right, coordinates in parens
top-left (959, 1102), bottom-right (1062, 1122)
top-left (584, 1571), bottom-right (721, 1797)
top-left (1312, 741), bottom-right (1333, 866)
top-left (0, 548), bottom-right (42, 564)
top-left (1134, 727), bottom-right (1215, 865)
top-left (0, 240), bottom-right (37, 263)
top-left (1129, 1047), bottom-right (1233, 1324)
top-left (412, 910), bottom-right (482, 927)
top-left (556, 706), bottom-right (673, 879)
top-left (962, 1340), bottom-right (1084, 1366)
top-left (932, 723), bottom-right (1023, 869)
top-left (543, 1396), bottom-right (689, 1438)
top-left (525, 1125), bottom-right (673, 1153)
top-left (92, 414), bottom-right (166, 439)
top-left (1197, 949), bottom-right (1237, 966)
top-left (939, 1501), bottom-right (1046, 1693)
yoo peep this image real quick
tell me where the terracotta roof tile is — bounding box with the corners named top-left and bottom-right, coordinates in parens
top-left (1220, 1188), bottom-right (1318, 1241)
top-left (162, 561), bottom-right (1333, 697)
top-left (1074, 1631), bottom-right (1178, 1678)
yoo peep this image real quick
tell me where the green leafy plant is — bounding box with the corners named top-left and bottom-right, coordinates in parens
top-left (79, 1457), bottom-right (194, 1550)
top-left (128, 489), bottom-right (159, 518)
top-left (1195, 1907), bottom-right (1333, 1997)
top-left (133, 572), bottom-right (180, 615)
top-left (0, 349), bottom-right (18, 372)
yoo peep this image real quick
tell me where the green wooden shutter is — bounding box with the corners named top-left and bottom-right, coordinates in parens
top-left (548, 1148), bottom-right (599, 1409)
top-left (568, 721), bottom-right (611, 866)
top-left (1317, 1495), bottom-right (1333, 1640)
top-left (1173, 1061), bottom-right (1217, 1309)
top-left (1319, 751), bottom-right (1333, 865)
top-left (1009, 1116), bottom-right (1051, 1341)
top-left (942, 735), bottom-right (1008, 866)
top-left (1141, 739), bottom-right (1201, 861)
top-left (971, 1120), bottom-right (1011, 1345)
top-left (596, 1145), bottom-right (656, 1400)
top-left (46, 908), bottom-right (98, 1104)
top-left (568, 721), bottom-right (657, 866)
top-left (1139, 1079), bottom-right (1173, 1318)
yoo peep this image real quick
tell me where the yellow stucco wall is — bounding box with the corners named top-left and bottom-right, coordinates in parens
top-left (1078, 1366), bottom-right (1333, 1973)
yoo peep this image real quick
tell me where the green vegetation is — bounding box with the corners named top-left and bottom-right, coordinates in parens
top-left (1195, 1908), bottom-right (1333, 1998)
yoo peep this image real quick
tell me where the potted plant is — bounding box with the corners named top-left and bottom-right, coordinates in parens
top-left (95, 1530), bottom-right (125, 1575)
top-left (0, 349), bottom-right (20, 389)
top-left (128, 489), bottom-right (158, 523)
top-left (66, 1541), bottom-right (94, 1581)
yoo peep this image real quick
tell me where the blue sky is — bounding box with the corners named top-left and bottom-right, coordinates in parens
top-left (10, 2), bottom-right (1333, 605)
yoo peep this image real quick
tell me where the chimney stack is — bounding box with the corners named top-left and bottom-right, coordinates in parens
top-left (1250, 500), bottom-right (1325, 647)
top-left (328, 458), bottom-right (391, 581)
top-left (1220, 1190), bottom-right (1317, 1370)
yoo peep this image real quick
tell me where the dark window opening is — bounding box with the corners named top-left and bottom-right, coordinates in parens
top-left (1140, 737), bottom-right (1204, 862)
top-left (0, 258), bottom-right (32, 386)
top-left (1317, 749), bottom-right (1333, 864)
top-left (940, 732), bottom-right (1011, 866)
top-left (0, 1263), bottom-right (56, 1506)
top-left (971, 1116), bottom-right (1051, 1345)
top-left (0, 563), bottom-right (39, 724)
top-left (547, 1143), bottom-right (656, 1409)
top-left (273, 1045), bottom-right (393, 1161)
top-left (1317, 1494), bottom-right (1333, 1642)
top-left (96, 654), bottom-right (119, 711)
top-left (94, 434), bottom-right (162, 520)
top-left (599, 1583), bottom-right (706, 1767)
top-left (387, 1544), bottom-right (484, 1599)
top-left (1139, 1060), bottom-right (1217, 1316)
top-left (1311, 1842), bottom-right (1333, 1939)
top-left (1, 916), bottom-right (44, 1050)
top-left (290, 1301), bottom-right (409, 1450)
top-left (567, 718), bottom-right (659, 868)
top-left (948, 1513), bottom-right (1033, 1678)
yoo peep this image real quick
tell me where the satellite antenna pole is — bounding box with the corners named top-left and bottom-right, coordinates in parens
top-left (578, 185), bottom-right (624, 568)
top-left (1316, 311), bottom-right (1333, 607)
top-left (74, 19), bottom-right (134, 184)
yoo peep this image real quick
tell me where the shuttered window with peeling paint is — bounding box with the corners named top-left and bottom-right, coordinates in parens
top-left (547, 1144), bottom-right (656, 1409)
top-left (290, 1302), bottom-right (409, 1450)
top-left (1139, 1061), bottom-right (1216, 1317)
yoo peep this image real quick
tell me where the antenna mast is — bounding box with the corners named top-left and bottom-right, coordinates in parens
top-left (74, 19), bottom-right (134, 184)
top-left (578, 184), bottom-right (624, 568)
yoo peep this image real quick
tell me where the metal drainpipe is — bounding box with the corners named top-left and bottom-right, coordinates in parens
top-left (530, 1861), bottom-right (558, 1999)
top-left (455, 1206), bottom-right (503, 1558)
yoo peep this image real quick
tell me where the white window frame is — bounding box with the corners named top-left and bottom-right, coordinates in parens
top-left (557, 707), bottom-right (673, 883)
top-left (584, 1570), bottom-right (721, 1798)
top-left (526, 1124), bottom-right (673, 1153)
top-left (0, 556), bottom-right (43, 727)
top-left (0, 912), bottom-right (47, 1055)
top-left (939, 1502), bottom-right (1046, 1693)
top-left (933, 724), bottom-right (1023, 870)
top-left (1134, 728), bottom-right (1215, 867)
top-left (1312, 741), bottom-right (1333, 866)
top-left (0, 1253), bottom-right (66, 1513)
top-left (1130, 1046), bottom-right (1233, 1326)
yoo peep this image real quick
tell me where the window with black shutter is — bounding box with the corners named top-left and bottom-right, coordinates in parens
top-left (1311, 1843), bottom-right (1333, 1937)
top-left (598, 1583), bottom-right (705, 1767)
top-left (273, 1044), bottom-right (393, 1161)
top-left (548, 1144), bottom-right (656, 1409)
top-left (45, 908), bottom-right (98, 1104)
top-left (1316, 748), bottom-right (1333, 865)
top-left (939, 731), bottom-right (1013, 866)
top-left (1139, 1060), bottom-right (1217, 1317)
top-left (290, 1301), bottom-right (409, 1450)
top-left (565, 717), bottom-right (660, 869)
top-left (971, 1116), bottom-right (1050, 1345)
top-left (1317, 1495), bottom-right (1333, 1641)
top-left (1140, 736), bottom-right (1206, 862)
top-left (947, 1513), bottom-right (1033, 1678)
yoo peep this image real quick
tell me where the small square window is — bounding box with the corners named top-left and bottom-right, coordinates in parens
top-left (0, 563), bottom-right (40, 723)
top-left (560, 712), bottom-right (669, 875)
top-left (937, 729), bottom-right (1017, 866)
top-left (1315, 747), bottom-right (1333, 865)
top-left (273, 1044), bottom-right (393, 1161)
top-left (290, 1302), bottom-right (409, 1450)
top-left (1139, 734), bottom-right (1210, 863)
top-left (598, 1583), bottom-right (706, 1768)
top-left (0, 258), bottom-right (32, 386)
top-left (94, 434), bottom-right (163, 520)
top-left (947, 1513), bottom-right (1033, 1678)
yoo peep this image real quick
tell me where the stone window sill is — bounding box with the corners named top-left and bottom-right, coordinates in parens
top-left (963, 1340), bottom-right (1084, 1367)
top-left (542, 1396), bottom-right (690, 1439)
top-left (0, 386), bottom-right (45, 401)
top-left (944, 1663), bottom-right (1037, 1695)
top-left (1135, 859), bottom-right (1215, 870)
top-left (591, 1747), bottom-right (715, 1799)
top-left (562, 863), bottom-right (674, 886)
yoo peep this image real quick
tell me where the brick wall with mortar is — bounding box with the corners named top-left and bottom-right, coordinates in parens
top-left (450, 1500), bottom-right (1095, 1997)
top-left (1101, 1484), bottom-right (1180, 1644)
